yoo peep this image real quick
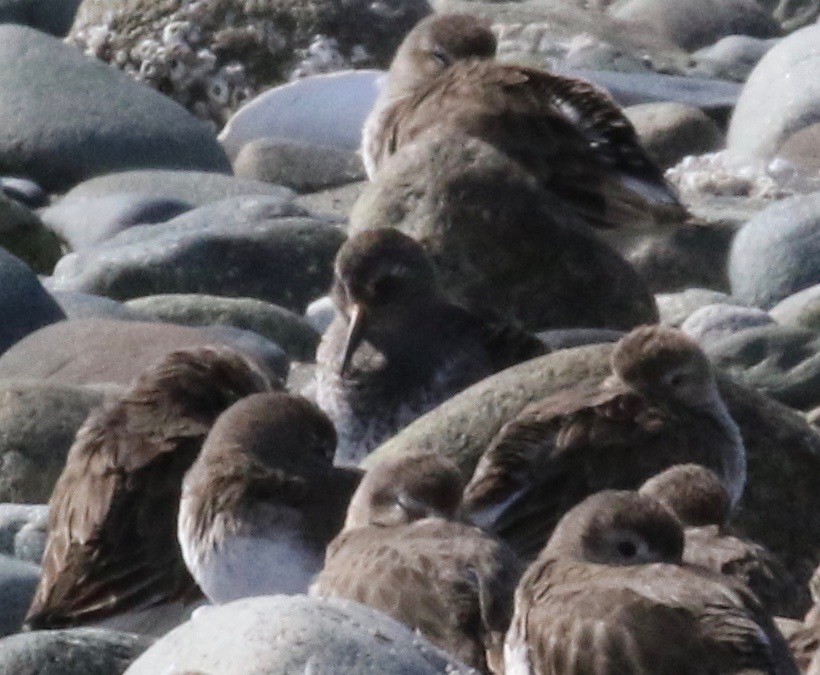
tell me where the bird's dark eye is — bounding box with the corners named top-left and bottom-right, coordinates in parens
top-left (617, 540), bottom-right (637, 558)
top-left (431, 48), bottom-right (451, 67)
top-left (372, 275), bottom-right (401, 302)
top-left (668, 373), bottom-right (686, 388)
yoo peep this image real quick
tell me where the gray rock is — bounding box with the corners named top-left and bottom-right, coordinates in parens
top-left (63, 170), bottom-right (293, 209)
top-left (297, 181), bottom-right (367, 222)
top-left (0, 319), bottom-right (289, 387)
top-left (702, 324), bottom-right (820, 410)
top-left (770, 284), bottom-right (820, 330)
top-left (728, 192), bottom-right (820, 308)
top-left (14, 513), bottom-right (48, 566)
top-left (610, 0), bottom-right (780, 51)
top-left (0, 26), bottom-right (230, 192)
top-left (0, 554), bottom-right (39, 637)
top-left (690, 35), bottom-right (777, 82)
top-left (681, 303), bottom-right (774, 343)
top-left (0, 0), bottom-right (81, 35)
top-left (304, 295), bottom-right (337, 334)
top-left (0, 193), bottom-right (62, 274)
top-left (624, 102), bottom-right (724, 169)
top-left (41, 193), bottom-right (193, 251)
top-left (0, 178), bottom-right (46, 209)
top-left (656, 288), bottom-right (745, 326)
top-left (126, 595), bottom-right (475, 675)
top-left (364, 344), bottom-right (820, 583)
top-left (0, 380), bottom-right (105, 503)
top-left (0, 249), bottom-right (65, 356)
top-left (233, 137), bottom-right (366, 193)
top-left (50, 196), bottom-right (345, 313)
top-left (350, 131), bottom-right (658, 332)
top-left (727, 24), bottom-right (820, 161)
top-left (0, 628), bottom-right (153, 675)
top-left (627, 221), bottom-right (736, 293)
top-left (560, 38), bottom-right (652, 74)
top-left (777, 122), bottom-right (820, 171)
top-left (0, 504), bottom-right (47, 558)
top-left (770, 0), bottom-right (820, 32)
top-left (125, 294), bottom-right (320, 361)
top-left (49, 291), bottom-right (138, 321)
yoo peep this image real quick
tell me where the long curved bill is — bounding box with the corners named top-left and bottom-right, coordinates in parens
top-left (339, 303), bottom-right (367, 375)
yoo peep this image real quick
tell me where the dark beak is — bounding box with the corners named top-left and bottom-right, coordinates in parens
top-left (339, 303), bottom-right (367, 375)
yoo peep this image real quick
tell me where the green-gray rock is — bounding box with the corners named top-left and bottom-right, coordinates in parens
top-left (0, 193), bottom-right (62, 275)
top-left (365, 344), bottom-right (820, 583)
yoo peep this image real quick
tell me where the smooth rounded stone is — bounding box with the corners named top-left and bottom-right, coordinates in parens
top-left (62, 170), bottom-right (294, 209)
top-left (49, 196), bottom-right (344, 313)
top-left (41, 193), bottom-right (193, 251)
top-left (0, 178), bottom-right (46, 209)
top-left (297, 180), bottom-right (367, 222)
top-left (125, 294), bottom-right (320, 362)
top-left (126, 595), bottom-right (475, 675)
top-left (0, 0), bottom-right (81, 35)
top-left (727, 24), bottom-right (820, 161)
top-left (14, 512), bottom-right (48, 566)
top-left (778, 122), bottom-right (820, 170)
top-left (623, 102), bottom-right (724, 169)
top-left (536, 328), bottom-right (625, 350)
top-left (0, 504), bottom-right (47, 557)
top-left (681, 303), bottom-right (774, 343)
top-left (0, 26), bottom-right (230, 193)
top-left (0, 555), bottom-right (40, 638)
top-left (770, 284), bottom-right (820, 330)
top-left (365, 343), bottom-right (820, 580)
top-left (656, 288), bottom-right (745, 326)
top-left (610, 0), bottom-right (780, 51)
top-left (49, 291), bottom-right (137, 321)
top-left (219, 70), bottom-right (382, 160)
top-left (0, 628), bottom-right (153, 675)
top-left (0, 249), bottom-right (65, 356)
top-left (350, 133), bottom-right (658, 332)
top-left (0, 319), bottom-right (289, 387)
top-left (304, 295), bottom-right (337, 335)
top-left (233, 137), bottom-right (366, 193)
top-left (626, 222), bottom-right (736, 293)
top-left (689, 35), bottom-right (777, 82)
top-left (560, 37), bottom-right (652, 74)
top-left (0, 192), bottom-right (62, 274)
top-left (728, 192), bottom-right (820, 309)
top-left (701, 324), bottom-right (820, 410)
top-left (0, 380), bottom-right (105, 503)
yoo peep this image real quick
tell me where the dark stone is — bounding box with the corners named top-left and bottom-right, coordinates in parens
top-left (0, 0), bottom-right (81, 35)
top-left (0, 555), bottom-right (39, 638)
top-left (0, 178), bottom-right (46, 209)
top-left (0, 193), bottom-right (62, 274)
top-left (0, 25), bottom-right (230, 192)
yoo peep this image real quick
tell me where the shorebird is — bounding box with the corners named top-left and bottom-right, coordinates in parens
top-left (178, 391), bottom-right (361, 603)
top-left (463, 324), bottom-right (745, 559)
top-left (506, 490), bottom-right (799, 674)
top-left (25, 346), bottom-right (275, 634)
top-left (640, 464), bottom-right (810, 618)
top-left (315, 228), bottom-right (547, 466)
top-left (363, 13), bottom-right (686, 230)
top-left (311, 453), bottom-right (522, 673)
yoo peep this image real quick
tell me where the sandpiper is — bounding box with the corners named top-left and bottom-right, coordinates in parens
top-left (25, 346), bottom-right (275, 633)
top-left (363, 13), bottom-right (686, 230)
top-left (463, 324), bottom-right (746, 559)
top-left (177, 391), bottom-right (361, 604)
top-left (315, 228), bottom-right (547, 466)
top-left (311, 453), bottom-right (521, 673)
top-left (505, 490), bottom-right (799, 674)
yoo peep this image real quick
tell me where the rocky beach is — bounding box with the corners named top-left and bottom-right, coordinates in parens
top-left (0, 0), bottom-right (819, 672)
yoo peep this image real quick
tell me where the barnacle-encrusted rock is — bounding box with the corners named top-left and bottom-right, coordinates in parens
top-left (68, 0), bottom-right (430, 126)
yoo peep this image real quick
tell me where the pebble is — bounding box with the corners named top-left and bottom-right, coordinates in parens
top-left (49, 291), bottom-right (138, 321)
top-left (0, 178), bottom-right (47, 209)
top-left (0, 504), bottom-right (48, 559)
top-left (126, 595), bottom-right (475, 674)
top-left (0, 319), bottom-right (289, 387)
top-left (656, 288), bottom-right (746, 326)
top-left (0, 25), bottom-right (230, 193)
top-left (40, 193), bottom-right (193, 251)
top-left (689, 35), bottom-right (778, 82)
top-left (0, 192), bottom-right (62, 274)
top-left (0, 554), bottom-right (40, 637)
top-left (770, 284), bottom-right (820, 331)
top-left (728, 192), bottom-right (820, 309)
top-left (0, 0), bottom-right (81, 36)
top-left (0, 249), bottom-right (65, 356)
top-left (727, 23), bottom-right (820, 161)
top-left (681, 303), bottom-right (774, 343)
top-left (304, 295), bottom-right (337, 335)
top-left (49, 196), bottom-right (345, 312)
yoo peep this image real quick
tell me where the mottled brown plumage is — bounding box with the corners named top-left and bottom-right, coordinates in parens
top-left (178, 392), bottom-right (361, 604)
top-left (315, 228), bottom-right (547, 466)
top-left (640, 465), bottom-right (810, 619)
top-left (463, 325), bottom-right (745, 560)
top-left (25, 346), bottom-right (276, 631)
top-left (363, 13), bottom-right (686, 230)
top-left (506, 490), bottom-right (799, 674)
top-left (311, 453), bottom-right (521, 673)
